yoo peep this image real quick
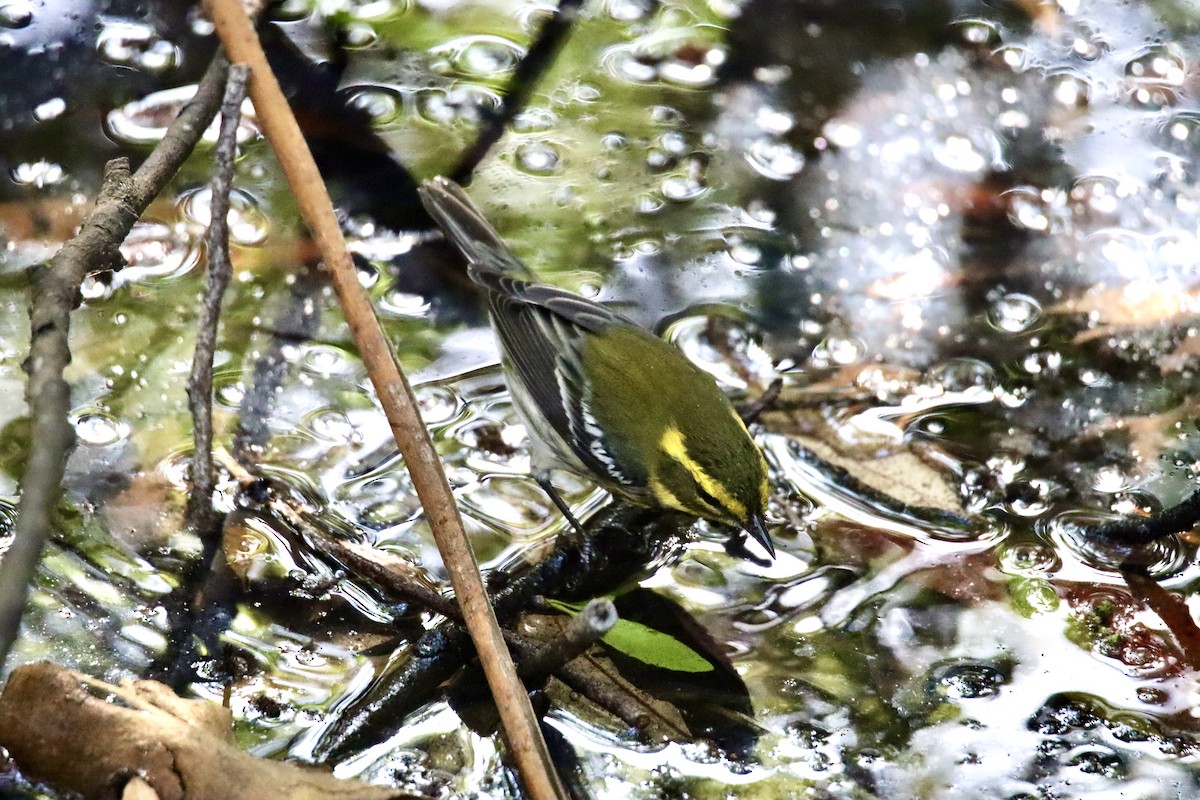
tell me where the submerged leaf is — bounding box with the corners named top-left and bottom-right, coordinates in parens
top-left (546, 598), bottom-right (714, 673)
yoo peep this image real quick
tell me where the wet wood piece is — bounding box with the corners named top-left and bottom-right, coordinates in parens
top-left (0, 661), bottom-right (413, 800)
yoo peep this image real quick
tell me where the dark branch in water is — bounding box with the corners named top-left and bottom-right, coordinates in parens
top-left (187, 63), bottom-right (250, 543)
top-left (1088, 489), bottom-right (1200, 547)
top-left (737, 377), bottom-right (783, 424)
top-left (0, 55), bottom-right (230, 670)
top-left (451, 0), bottom-right (586, 184)
top-left (308, 501), bottom-right (685, 761)
top-left (1121, 566), bottom-right (1200, 669)
top-left (146, 64), bottom-right (251, 692)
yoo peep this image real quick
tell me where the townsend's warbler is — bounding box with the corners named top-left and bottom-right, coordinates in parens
top-left (419, 177), bottom-right (774, 557)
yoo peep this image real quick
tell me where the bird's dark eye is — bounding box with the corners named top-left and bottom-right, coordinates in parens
top-left (695, 485), bottom-right (722, 511)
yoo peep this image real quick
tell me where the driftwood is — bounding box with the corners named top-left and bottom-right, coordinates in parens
top-left (0, 661), bottom-right (415, 800)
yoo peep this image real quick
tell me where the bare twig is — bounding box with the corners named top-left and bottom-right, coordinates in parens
top-left (1122, 567), bottom-right (1200, 668)
top-left (450, 0), bottom-right (585, 183)
top-left (737, 377), bottom-right (783, 424)
top-left (218, 451), bottom-right (684, 755)
top-left (1089, 489), bottom-right (1200, 547)
top-left (520, 599), bottom-right (616, 683)
top-left (142, 64), bottom-right (253, 692)
top-left (187, 63), bottom-right (251, 540)
top-left (203, 3), bottom-right (566, 797)
top-left (0, 55), bottom-right (231, 669)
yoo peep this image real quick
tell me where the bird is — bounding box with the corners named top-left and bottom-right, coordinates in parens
top-left (418, 176), bottom-right (774, 558)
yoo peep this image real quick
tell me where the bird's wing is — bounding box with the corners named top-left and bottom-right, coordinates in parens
top-left (485, 284), bottom-right (636, 486)
top-left (419, 177), bottom-right (639, 486)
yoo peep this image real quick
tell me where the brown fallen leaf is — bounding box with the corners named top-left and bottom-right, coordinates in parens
top-left (1049, 283), bottom-right (1200, 343)
top-left (761, 404), bottom-right (968, 520)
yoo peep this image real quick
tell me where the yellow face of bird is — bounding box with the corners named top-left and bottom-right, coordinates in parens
top-left (648, 414), bottom-right (770, 530)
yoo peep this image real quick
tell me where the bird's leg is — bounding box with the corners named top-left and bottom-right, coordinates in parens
top-left (535, 470), bottom-right (588, 537)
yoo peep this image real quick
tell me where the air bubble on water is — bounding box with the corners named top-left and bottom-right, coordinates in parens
top-left (955, 18), bottom-right (998, 46)
top-left (10, 160), bottom-right (63, 188)
top-left (301, 345), bottom-right (355, 377)
top-left (33, 97), bottom-right (65, 121)
top-left (512, 107), bottom-right (557, 133)
top-left (725, 236), bottom-right (762, 266)
top-left (601, 131), bottom-right (628, 150)
top-left (379, 290), bottom-right (431, 318)
top-left (745, 137), bottom-right (805, 180)
top-left (342, 23), bottom-right (378, 48)
top-left (1050, 73), bottom-right (1090, 107)
top-left (115, 222), bottom-right (202, 284)
top-left (0, 1), bottom-right (33, 28)
top-left (986, 453), bottom-right (1025, 486)
top-left (997, 541), bottom-right (1061, 576)
top-left (97, 20), bottom-right (179, 74)
top-left (604, 49), bottom-right (658, 83)
top-left (215, 381), bottom-right (245, 407)
top-left (345, 86), bottom-right (402, 124)
top-left (1020, 350), bottom-right (1062, 376)
top-left (72, 409), bottom-right (130, 446)
top-left (650, 106), bottom-right (683, 126)
top-left (306, 409), bottom-right (356, 443)
top-left (417, 385), bottom-right (460, 426)
top-left (341, 0), bottom-right (407, 20)
top-left (812, 335), bottom-right (866, 367)
top-left (928, 358), bottom-right (998, 393)
top-left (661, 174), bottom-right (706, 202)
top-left (988, 293), bottom-right (1043, 333)
top-left (1007, 478), bottom-right (1055, 517)
top-left (431, 35), bottom-right (524, 79)
top-left (415, 85), bottom-right (500, 126)
top-left (1092, 465), bottom-right (1130, 494)
top-left (604, 0), bottom-right (652, 21)
top-left (181, 187), bottom-right (270, 246)
top-left (514, 141), bottom-right (562, 175)
top-left (108, 86), bottom-right (258, 146)
top-left (659, 50), bottom-right (720, 88)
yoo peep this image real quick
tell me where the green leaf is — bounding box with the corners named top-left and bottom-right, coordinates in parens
top-left (545, 598), bottom-right (715, 673)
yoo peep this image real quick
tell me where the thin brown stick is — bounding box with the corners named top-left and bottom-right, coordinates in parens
top-left (0, 55), bottom-right (230, 669)
top-left (202, 3), bottom-right (566, 797)
top-left (187, 63), bottom-right (250, 539)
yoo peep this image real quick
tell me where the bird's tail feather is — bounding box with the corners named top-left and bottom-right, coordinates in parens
top-left (418, 177), bottom-right (533, 279)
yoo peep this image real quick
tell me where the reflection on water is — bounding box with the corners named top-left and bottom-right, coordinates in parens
top-left (1, 0), bottom-right (1200, 797)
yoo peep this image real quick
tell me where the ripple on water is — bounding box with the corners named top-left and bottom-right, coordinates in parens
top-left (97, 18), bottom-right (179, 74)
top-left (71, 408), bottom-right (130, 447)
top-left (107, 86), bottom-right (259, 147)
top-left (180, 187), bottom-right (270, 247)
top-left (1045, 510), bottom-right (1194, 582)
top-left (430, 34), bottom-right (525, 80)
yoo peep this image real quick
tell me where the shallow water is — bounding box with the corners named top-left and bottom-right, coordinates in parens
top-left (2, 0), bottom-right (1200, 797)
